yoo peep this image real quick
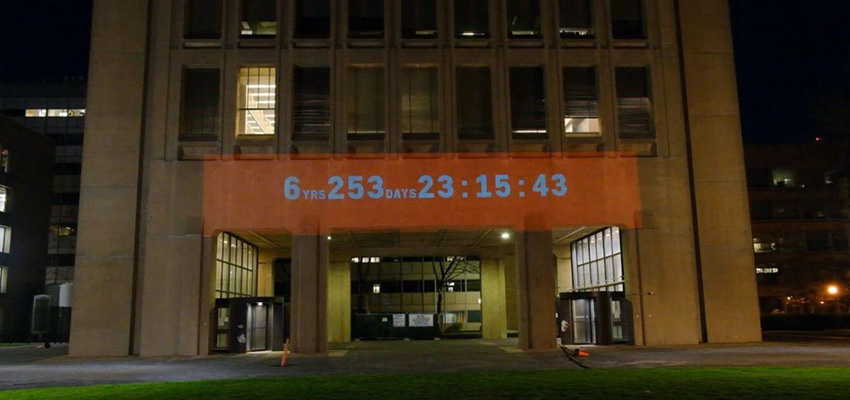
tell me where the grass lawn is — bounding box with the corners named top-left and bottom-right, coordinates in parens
top-left (2, 368), bottom-right (850, 399)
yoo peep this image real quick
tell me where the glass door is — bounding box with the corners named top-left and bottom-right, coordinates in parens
top-left (249, 304), bottom-right (268, 351)
top-left (572, 299), bottom-right (596, 344)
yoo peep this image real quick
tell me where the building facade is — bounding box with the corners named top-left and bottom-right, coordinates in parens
top-left (71, 0), bottom-right (761, 357)
top-left (745, 144), bottom-right (850, 314)
top-left (0, 117), bottom-right (54, 342)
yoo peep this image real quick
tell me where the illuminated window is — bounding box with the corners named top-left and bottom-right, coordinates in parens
top-left (372, 283), bottom-right (381, 294)
top-left (346, 66), bottom-right (386, 140)
top-left (293, 67), bottom-right (332, 141)
top-left (25, 109), bottom-right (46, 117)
top-left (48, 109), bottom-right (69, 117)
top-left (181, 68), bottom-right (221, 138)
top-left (237, 67), bottom-right (276, 136)
top-left (240, 0), bottom-right (277, 38)
top-left (349, 0), bottom-right (384, 38)
top-left (185, 0), bottom-right (223, 39)
top-left (610, 0), bottom-right (645, 39)
top-left (294, 0), bottom-right (330, 39)
top-left (571, 227), bottom-right (624, 292)
top-left (0, 186), bottom-right (7, 213)
top-left (456, 67), bottom-right (493, 140)
top-left (455, 0), bottom-right (489, 38)
top-left (756, 267), bottom-right (779, 274)
top-left (559, 0), bottom-right (594, 38)
top-left (506, 0), bottom-right (541, 38)
top-left (402, 0), bottom-right (437, 39)
top-left (563, 67), bottom-right (600, 136)
top-left (0, 225), bottom-right (11, 254)
top-left (510, 67), bottom-right (547, 139)
top-left (0, 149), bottom-right (8, 173)
top-left (753, 238), bottom-right (775, 253)
top-left (68, 109), bottom-right (86, 117)
top-left (615, 67), bottom-right (653, 138)
top-left (215, 233), bottom-right (258, 299)
top-left (772, 169), bottom-right (795, 188)
top-left (0, 266), bottom-right (7, 294)
top-left (401, 67), bottom-right (439, 141)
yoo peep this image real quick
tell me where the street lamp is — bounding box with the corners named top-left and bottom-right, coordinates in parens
top-left (827, 285), bottom-right (840, 296)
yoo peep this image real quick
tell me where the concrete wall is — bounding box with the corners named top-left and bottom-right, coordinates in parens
top-left (481, 259), bottom-right (507, 339)
top-left (327, 261), bottom-right (351, 342)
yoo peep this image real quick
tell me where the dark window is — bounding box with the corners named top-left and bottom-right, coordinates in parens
top-left (749, 200), bottom-right (772, 220)
top-left (746, 168), bottom-right (772, 188)
top-left (467, 310), bottom-right (482, 323)
top-left (563, 67), bottom-right (600, 136)
top-left (403, 280), bottom-right (422, 292)
top-left (806, 231), bottom-right (830, 252)
top-left (402, 0), bottom-right (437, 39)
top-left (346, 67), bottom-right (386, 140)
top-left (559, 0), bottom-right (594, 38)
top-left (610, 0), bottom-right (645, 39)
top-left (240, 0), bottom-right (277, 38)
top-left (506, 0), bottom-right (541, 38)
top-left (615, 67), bottom-right (653, 138)
top-left (467, 279), bottom-right (481, 291)
top-left (401, 67), bottom-right (440, 141)
top-left (349, 0), bottom-right (384, 38)
top-left (295, 0), bottom-right (331, 38)
top-left (185, 0), bottom-right (223, 39)
top-left (455, 0), bottom-right (489, 38)
top-left (456, 67), bottom-right (493, 140)
top-left (293, 67), bottom-right (331, 141)
top-left (510, 67), bottom-right (547, 140)
top-left (181, 69), bottom-right (221, 139)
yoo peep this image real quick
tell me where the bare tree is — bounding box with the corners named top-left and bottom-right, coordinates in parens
top-left (430, 257), bottom-right (480, 331)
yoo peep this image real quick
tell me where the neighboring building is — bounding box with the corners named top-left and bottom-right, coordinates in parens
top-left (745, 144), bottom-right (850, 314)
top-left (0, 79), bottom-right (86, 286)
top-left (0, 117), bottom-right (54, 342)
top-left (71, 0), bottom-right (761, 357)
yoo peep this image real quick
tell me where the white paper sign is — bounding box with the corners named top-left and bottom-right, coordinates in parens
top-left (393, 314), bottom-right (406, 328)
top-left (409, 314), bottom-right (434, 327)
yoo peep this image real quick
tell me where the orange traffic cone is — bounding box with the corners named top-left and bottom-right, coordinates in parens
top-left (280, 338), bottom-right (291, 367)
top-left (575, 349), bottom-right (590, 357)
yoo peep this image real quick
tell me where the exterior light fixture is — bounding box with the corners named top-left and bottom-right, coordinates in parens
top-left (257, 302), bottom-right (263, 306)
top-left (327, 236), bottom-right (332, 240)
top-left (827, 285), bottom-right (840, 296)
top-left (501, 232), bottom-right (511, 240)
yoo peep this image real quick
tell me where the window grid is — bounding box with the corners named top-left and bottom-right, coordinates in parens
top-left (571, 227), bottom-right (624, 292)
top-left (401, 66), bottom-right (439, 141)
top-left (215, 232), bottom-right (258, 299)
top-left (237, 67), bottom-right (276, 136)
top-left (563, 66), bottom-right (601, 136)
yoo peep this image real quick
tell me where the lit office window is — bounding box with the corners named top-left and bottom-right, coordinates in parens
top-left (349, 0), bottom-right (384, 38)
top-left (48, 109), bottom-right (69, 117)
top-left (0, 266), bottom-right (6, 294)
top-left (184, 0), bottom-right (223, 39)
top-left (181, 68), bottom-right (221, 138)
top-left (25, 109), bottom-right (46, 118)
top-left (293, 67), bottom-right (332, 141)
top-left (237, 67), bottom-right (276, 136)
top-left (571, 227), bottom-right (624, 292)
top-left (346, 66), bottom-right (386, 140)
top-left (510, 67), bottom-right (547, 139)
top-left (506, 0), bottom-right (541, 38)
top-left (402, 0), bottom-right (437, 39)
top-left (0, 186), bottom-right (7, 213)
top-left (295, 0), bottom-right (330, 39)
top-left (615, 67), bottom-right (653, 138)
top-left (401, 67), bottom-right (439, 141)
top-left (455, 0), bottom-right (489, 38)
top-left (456, 67), bottom-right (493, 140)
top-left (610, 0), bottom-right (645, 39)
top-left (240, 0), bottom-right (277, 37)
top-left (215, 233), bottom-right (258, 299)
top-left (559, 0), bottom-right (594, 38)
top-left (563, 67), bottom-right (600, 136)
top-left (68, 109), bottom-right (86, 117)
top-left (0, 225), bottom-right (11, 254)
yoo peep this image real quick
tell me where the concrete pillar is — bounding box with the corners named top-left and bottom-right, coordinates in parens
top-left (290, 235), bottom-right (329, 354)
top-left (677, 0), bottom-right (761, 343)
top-left (504, 256), bottom-right (519, 332)
top-left (69, 0), bottom-right (150, 357)
top-left (327, 261), bottom-right (351, 343)
top-left (515, 231), bottom-right (557, 350)
top-left (481, 259), bottom-right (507, 339)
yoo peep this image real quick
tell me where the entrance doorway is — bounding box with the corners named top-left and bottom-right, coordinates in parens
top-left (558, 292), bottom-right (633, 346)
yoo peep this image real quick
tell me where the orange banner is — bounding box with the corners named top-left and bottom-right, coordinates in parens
top-left (202, 153), bottom-right (642, 235)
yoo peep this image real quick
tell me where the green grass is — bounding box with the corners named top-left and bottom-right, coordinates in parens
top-left (2, 368), bottom-right (850, 399)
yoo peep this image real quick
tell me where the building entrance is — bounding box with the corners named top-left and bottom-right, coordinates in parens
top-left (558, 292), bottom-right (633, 346)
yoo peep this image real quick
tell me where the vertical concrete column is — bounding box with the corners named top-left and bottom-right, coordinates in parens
top-left (481, 259), bottom-right (507, 339)
top-left (69, 0), bottom-right (150, 357)
top-left (515, 231), bottom-right (557, 350)
top-left (327, 261), bottom-right (351, 343)
top-left (677, 0), bottom-right (761, 343)
top-left (290, 235), bottom-right (329, 354)
top-left (503, 256), bottom-right (519, 332)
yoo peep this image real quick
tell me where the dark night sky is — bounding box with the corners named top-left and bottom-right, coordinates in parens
top-left (1, 0), bottom-right (849, 145)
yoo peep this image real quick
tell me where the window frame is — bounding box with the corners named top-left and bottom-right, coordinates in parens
top-left (180, 67), bottom-right (222, 141)
top-left (562, 65), bottom-right (602, 137)
top-left (238, 0), bottom-right (279, 39)
top-left (184, 0), bottom-right (224, 40)
top-left (609, 0), bottom-right (647, 40)
top-left (236, 66), bottom-right (278, 138)
top-left (614, 65), bottom-right (654, 139)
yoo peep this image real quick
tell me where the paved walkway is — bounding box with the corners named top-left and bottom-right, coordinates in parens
top-left (2, 338), bottom-right (850, 390)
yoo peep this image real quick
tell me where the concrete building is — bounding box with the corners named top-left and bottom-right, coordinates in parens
top-left (70, 0), bottom-right (761, 357)
top-left (745, 144), bottom-right (850, 314)
top-left (0, 117), bottom-right (54, 342)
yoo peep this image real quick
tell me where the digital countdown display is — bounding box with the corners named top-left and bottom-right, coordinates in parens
top-left (202, 154), bottom-right (642, 235)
